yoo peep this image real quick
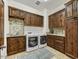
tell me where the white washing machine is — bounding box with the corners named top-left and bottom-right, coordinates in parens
top-left (39, 34), bottom-right (47, 48)
top-left (26, 34), bottom-right (39, 52)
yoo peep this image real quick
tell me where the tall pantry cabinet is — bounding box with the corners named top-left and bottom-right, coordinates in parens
top-left (65, 0), bottom-right (78, 59)
top-left (0, 0), bottom-right (4, 46)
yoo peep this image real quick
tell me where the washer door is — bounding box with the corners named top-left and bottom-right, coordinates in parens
top-left (40, 36), bottom-right (47, 44)
top-left (28, 37), bottom-right (38, 47)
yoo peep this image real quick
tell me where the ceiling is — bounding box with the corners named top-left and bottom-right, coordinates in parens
top-left (13, 0), bottom-right (67, 11)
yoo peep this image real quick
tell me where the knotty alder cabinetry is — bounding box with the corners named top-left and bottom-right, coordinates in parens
top-left (0, 0), bottom-right (4, 46)
top-left (9, 7), bottom-right (43, 27)
top-left (47, 35), bottom-right (65, 53)
top-left (65, 0), bottom-right (78, 59)
top-left (65, 0), bottom-right (78, 19)
top-left (49, 9), bottom-right (65, 28)
top-left (7, 36), bottom-right (26, 55)
top-left (65, 19), bottom-right (78, 59)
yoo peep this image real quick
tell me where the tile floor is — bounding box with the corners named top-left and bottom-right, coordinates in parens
top-left (7, 46), bottom-right (71, 59)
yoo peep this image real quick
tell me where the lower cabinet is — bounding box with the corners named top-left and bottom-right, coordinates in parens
top-left (65, 19), bottom-right (78, 59)
top-left (54, 36), bottom-right (65, 53)
top-left (47, 35), bottom-right (55, 48)
top-left (47, 35), bottom-right (65, 53)
top-left (7, 36), bottom-right (26, 56)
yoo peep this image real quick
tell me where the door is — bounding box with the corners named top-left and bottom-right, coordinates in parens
top-left (65, 1), bottom-right (73, 18)
top-left (47, 35), bottom-right (55, 48)
top-left (17, 36), bottom-right (26, 52)
top-left (0, 0), bottom-right (4, 46)
top-left (73, 0), bottom-right (78, 18)
top-left (28, 37), bottom-right (38, 47)
top-left (40, 36), bottom-right (47, 44)
top-left (7, 37), bottom-right (18, 55)
top-left (24, 12), bottom-right (31, 26)
top-left (65, 19), bottom-right (78, 58)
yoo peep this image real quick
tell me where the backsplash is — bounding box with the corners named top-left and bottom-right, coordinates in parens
top-left (9, 18), bottom-right (24, 36)
top-left (49, 28), bottom-right (65, 34)
top-left (24, 26), bottom-right (44, 34)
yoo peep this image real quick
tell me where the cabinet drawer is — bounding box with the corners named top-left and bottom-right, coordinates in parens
top-left (54, 45), bottom-right (65, 53)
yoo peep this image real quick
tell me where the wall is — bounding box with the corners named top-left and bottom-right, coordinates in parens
top-left (42, 9), bottom-right (49, 34)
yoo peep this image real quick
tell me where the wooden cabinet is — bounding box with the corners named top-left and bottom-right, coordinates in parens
top-left (9, 7), bottom-right (20, 18)
top-left (30, 14), bottom-right (43, 27)
top-left (7, 36), bottom-right (26, 55)
top-left (24, 12), bottom-right (31, 26)
top-left (7, 37), bottom-right (18, 55)
top-left (17, 36), bottom-right (26, 52)
top-left (49, 9), bottom-right (65, 28)
top-left (47, 35), bottom-right (65, 53)
top-left (0, 0), bottom-right (4, 46)
top-left (9, 7), bottom-right (43, 27)
top-left (9, 7), bottom-right (26, 19)
top-left (65, 0), bottom-right (78, 58)
top-left (47, 35), bottom-right (55, 48)
top-left (65, 19), bottom-right (78, 58)
top-left (54, 36), bottom-right (65, 53)
top-left (65, 0), bottom-right (78, 18)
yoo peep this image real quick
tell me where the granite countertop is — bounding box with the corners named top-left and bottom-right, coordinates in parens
top-left (47, 33), bottom-right (65, 37)
top-left (7, 34), bottom-right (26, 37)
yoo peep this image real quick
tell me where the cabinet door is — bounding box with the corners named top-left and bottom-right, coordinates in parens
top-left (20, 11), bottom-right (25, 18)
top-left (7, 37), bottom-right (18, 55)
top-left (0, 5), bottom-right (2, 16)
top-left (30, 14), bottom-right (35, 26)
top-left (61, 10), bottom-right (65, 27)
top-left (30, 14), bottom-right (43, 27)
top-left (49, 9), bottom-right (65, 28)
top-left (65, 1), bottom-right (73, 18)
top-left (49, 15), bottom-right (53, 28)
top-left (24, 12), bottom-right (31, 26)
top-left (65, 19), bottom-right (78, 58)
top-left (0, 17), bottom-right (4, 46)
top-left (17, 36), bottom-right (26, 52)
top-left (37, 16), bottom-right (43, 27)
top-left (9, 7), bottom-right (20, 17)
top-left (56, 13), bottom-right (61, 27)
top-left (0, 0), bottom-right (4, 46)
top-left (47, 35), bottom-right (55, 48)
top-left (73, 0), bottom-right (78, 18)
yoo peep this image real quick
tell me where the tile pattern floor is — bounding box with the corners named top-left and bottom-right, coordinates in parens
top-left (7, 46), bottom-right (71, 59)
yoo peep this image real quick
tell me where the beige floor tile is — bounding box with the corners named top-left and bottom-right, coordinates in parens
top-left (7, 46), bottom-right (71, 59)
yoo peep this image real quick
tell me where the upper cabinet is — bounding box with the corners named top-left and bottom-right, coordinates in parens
top-left (24, 12), bottom-right (31, 26)
top-left (65, 0), bottom-right (78, 19)
top-left (9, 7), bottom-right (25, 19)
top-left (49, 9), bottom-right (65, 28)
top-left (30, 14), bottom-right (43, 27)
top-left (0, 0), bottom-right (4, 46)
top-left (24, 13), bottom-right (43, 27)
top-left (9, 7), bottom-right (43, 27)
